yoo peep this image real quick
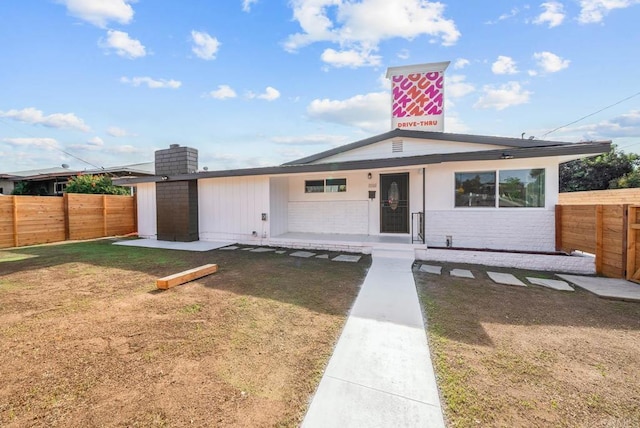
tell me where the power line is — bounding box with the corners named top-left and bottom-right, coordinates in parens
top-left (0, 117), bottom-right (103, 170)
top-left (541, 90), bottom-right (640, 138)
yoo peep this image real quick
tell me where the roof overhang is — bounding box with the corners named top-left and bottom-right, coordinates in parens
top-left (118, 140), bottom-right (610, 185)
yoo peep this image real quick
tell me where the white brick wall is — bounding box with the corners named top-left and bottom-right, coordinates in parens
top-left (425, 209), bottom-right (556, 252)
top-left (288, 201), bottom-right (369, 234)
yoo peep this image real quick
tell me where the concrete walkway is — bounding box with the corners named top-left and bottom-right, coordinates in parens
top-left (302, 249), bottom-right (445, 428)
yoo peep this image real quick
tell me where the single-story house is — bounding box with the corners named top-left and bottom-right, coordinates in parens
top-left (125, 131), bottom-right (609, 255)
top-left (0, 162), bottom-right (155, 196)
top-left (122, 61), bottom-right (610, 257)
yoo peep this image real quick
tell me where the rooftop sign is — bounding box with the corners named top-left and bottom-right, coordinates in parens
top-left (386, 61), bottom-right (450, 132)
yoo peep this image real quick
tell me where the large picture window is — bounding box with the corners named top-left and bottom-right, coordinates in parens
top-left (455, 171), bottom-right (496, 207)
top-left (305, 178), bottom-right (347, 193)
top-left (455, 169), bottom-right (545, 208)
top-left (499, 169), bottom-right (545, 207)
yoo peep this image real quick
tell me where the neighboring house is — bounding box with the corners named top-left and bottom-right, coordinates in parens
top-left (121, 61), bottom-right (612, 255)
top-left (1, 162), bottom-right (155, 196)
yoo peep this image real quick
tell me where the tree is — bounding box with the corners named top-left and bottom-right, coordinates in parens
top-left (64, 174), bottom-right (130, 195)
top-left (559, 145), bottom-right (640, 192)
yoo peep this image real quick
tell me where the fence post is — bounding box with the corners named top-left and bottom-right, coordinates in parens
top-left (555, 204), bottom-right (562, 251)
top-left (12, 195), bottom-right (18, 247)
top-left (63, 193), bottom-right (70, 240)
top-left (627, 206), bottom-right (637, 280)
top-left (595, 205), bottom-right (603, 275)
top-left (622, 204), bottom-right (629, 278)
top-left (102, 195), bottom-right (108, 237)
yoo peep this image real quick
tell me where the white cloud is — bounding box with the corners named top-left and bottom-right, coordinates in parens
top-left (246, 87), bottom-right (281, 101)
top-left (100, 30), bottom-right (146, 58)
top-left (578, 0), bottom-right (640, 24)
top-left (397, 49), bottom-right (410, 60)
top-left (258, 87), bottom-right (281, 101)
top-left (58, 0), bottom-right (134, 28)
top-left (1, 137), bottom-right (60, 149)
top-left (491, 55), bottom-right (518, 75)
top-left (271, 134), bottom-right (349, 146)
top-left (107, 126), bottom-right (135, 137)
top-left (474, 82), bottom-right (532, 110)
top-left (485, 7), bottom-right (520, 24)
top-left (447, 75), bottom-right (475, 98)
top-left (533, 51), bottom-right (570, 73)
top-left (206, 85), bottom-right (238, 100)
top-left (453, 58), bottom-right (470, 69)
top-left (68, 136), bottom-right (105, 151)
top-left (0, 107), bottom-right (90, 132)
top-left (307, 91), bottom-right (389, 132)
top-left (108, 145), bottom-right (142, 154)
top-left (120, 76), bottom-right (182, 89)
top-left (569, 110), bottom-right (640, 139)
top-left (285, 0), bottom-right (460, 68)
top-left (242, 0), bottom-right (258, 12)
top-left (320, 48), bottom-right (381, 68)
top-left (533, 1), bottom-right (566, 28)
top-left (191, 30), bottom-right (220, 60)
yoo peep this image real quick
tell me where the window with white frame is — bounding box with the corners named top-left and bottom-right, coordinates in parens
top-left (455, 169), bottom-right (545, 208)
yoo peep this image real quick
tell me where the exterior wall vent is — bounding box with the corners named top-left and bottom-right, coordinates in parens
top-left (392, 140), bottom-right (403, 153)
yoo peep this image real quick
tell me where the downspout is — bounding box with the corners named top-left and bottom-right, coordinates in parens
top-left (422, 167), bottom-right (426, 245)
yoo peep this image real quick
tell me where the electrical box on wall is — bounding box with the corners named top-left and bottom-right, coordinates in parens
top-left (368, 191), bottom-right (376, 199)
top-left (261, 213), bottom-right (267, 221)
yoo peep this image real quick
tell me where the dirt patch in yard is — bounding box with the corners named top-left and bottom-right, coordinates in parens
top-left (415, 263), bottom-right (640, 428)
top-left (0, 240), bottom-right (369, 427)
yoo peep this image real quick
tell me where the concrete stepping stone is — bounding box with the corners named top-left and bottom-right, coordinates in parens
top-left (241, 247), bottom-right (254, 251)
top-left (250, 247), bottom-right (275, 253)
top-left (219, 246), bottom-right (239, 250)
top-left (290, 251), bottom-right (316, 258)
top-left (419, 265), bottom-right (442, 275)
top-left (275, 250), bottom-right (286, 254)
top-left (487, 272), bottom-right (526, 287)
top-left (450, 269), bottom-right (474, 279)
top-left (527, 277), bottom-right (574, 291)
top-left (332, 255), bottom-right (361, 263)
top-left (316, 254), bottom-right (329, 259)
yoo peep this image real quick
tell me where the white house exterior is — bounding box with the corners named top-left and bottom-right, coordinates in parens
top-left (130, 129), bottom-right (610, 256)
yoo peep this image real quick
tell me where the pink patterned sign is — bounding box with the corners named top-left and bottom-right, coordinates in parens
top-left (387, 62), bottom-right (448, 132)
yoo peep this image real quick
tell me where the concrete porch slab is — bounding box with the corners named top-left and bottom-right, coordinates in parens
top-left (113, 239), bottom-right (233, 252)
top-left (527, 277), bottom-right (574, 291)
top-left (487, 272), bottom-right (526, 287)
top-left (557, 275), bottom-right (640, 302)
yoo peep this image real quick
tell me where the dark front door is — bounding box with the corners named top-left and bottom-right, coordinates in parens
top-left (380, 173), bottom-right (409, 233)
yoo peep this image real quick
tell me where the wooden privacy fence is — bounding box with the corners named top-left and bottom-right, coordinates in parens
top-left (556, 204), bottom-right (640, 280)
top-left (0, 194), bottom-right (136, 249)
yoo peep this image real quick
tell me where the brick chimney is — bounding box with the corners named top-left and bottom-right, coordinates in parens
top-left (154, 144), bottom-right (199, 242)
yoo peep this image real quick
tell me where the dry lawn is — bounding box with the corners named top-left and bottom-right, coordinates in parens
top-left (415, 263), bottom-right (640, 428)
top-left (0, 240), bottom-right (369, 427)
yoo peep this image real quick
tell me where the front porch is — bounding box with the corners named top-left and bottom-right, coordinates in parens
top-left (269, 232), bottom-right (424, 254)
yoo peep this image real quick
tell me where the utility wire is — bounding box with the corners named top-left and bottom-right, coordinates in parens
top-left (541, 90), bottom-right (640, 138)
top-left (0, 117), bottom-right (104, 170)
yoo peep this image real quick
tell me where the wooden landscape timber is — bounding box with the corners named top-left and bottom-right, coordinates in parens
top-left (156, 264), bottom-right (219, 289)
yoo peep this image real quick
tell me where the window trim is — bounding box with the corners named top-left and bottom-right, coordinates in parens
top-left (454, 168), bottom-right (546, 209)
top-left (304, 178), bottom-right (347, 193)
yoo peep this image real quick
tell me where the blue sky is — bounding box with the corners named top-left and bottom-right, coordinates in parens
top-left (0, 0), bottom-right (639, 173)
